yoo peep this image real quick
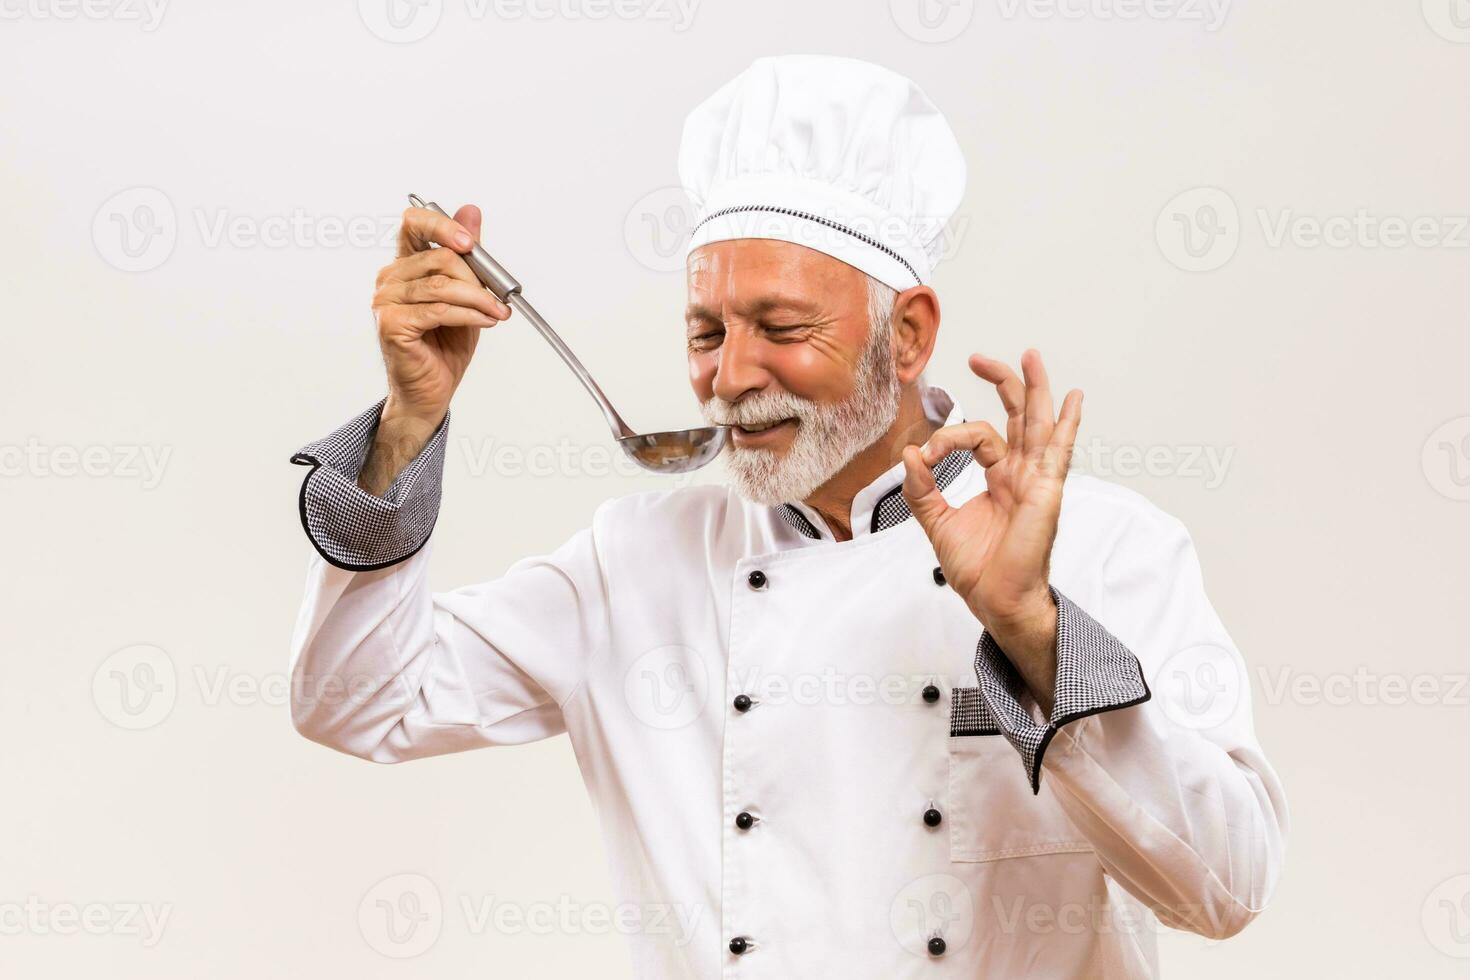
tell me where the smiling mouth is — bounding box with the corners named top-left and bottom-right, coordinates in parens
top-left (734, 418), bottom-right (796, 433)
top-left (728, 418), bottom-right (799, 448)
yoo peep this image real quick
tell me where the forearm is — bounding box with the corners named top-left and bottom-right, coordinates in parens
top-left (290, 548), bottom-right (433, 759)
top-left (983, 591), bottom-right (1059, 716)
top-left (288, 398), bottom-right (583, 762)
top-left (1041, 705), bottom-right (1288, 939)
top-left (357, 398), bottom-right (445, 497)
top-left (971, 578), bottom-right (1287, 939)
top-left (290, 398), bottom-right (448, 571)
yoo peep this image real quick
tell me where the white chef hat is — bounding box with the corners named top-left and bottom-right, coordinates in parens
top-left (678, 55), bottom-right (967, 292)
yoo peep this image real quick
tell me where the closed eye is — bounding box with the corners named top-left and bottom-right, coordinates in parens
top-left (688, 329), bottom-right (724, 352)
top-left (763, 324), bottom-right (811, 339)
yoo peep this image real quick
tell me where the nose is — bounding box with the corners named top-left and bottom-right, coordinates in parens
top-left (711, 326), bottom-right (770, 405)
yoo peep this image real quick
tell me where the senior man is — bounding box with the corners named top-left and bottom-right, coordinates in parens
top-left (288, 56), bottom-right (1287, 978)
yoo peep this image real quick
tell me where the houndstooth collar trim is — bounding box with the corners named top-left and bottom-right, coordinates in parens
top-left (775, 444), bottom-right (975, 540)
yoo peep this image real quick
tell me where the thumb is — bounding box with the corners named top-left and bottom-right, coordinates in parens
top-left (901, 443), bottom-right (950, 535)
top-left (453, 203), bottom-right (482, 243)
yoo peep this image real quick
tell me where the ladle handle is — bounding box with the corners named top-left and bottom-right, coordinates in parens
top-left (407, 194), bottom-right (634, 440)
top-left (408, 193), bottom-right (520, 301)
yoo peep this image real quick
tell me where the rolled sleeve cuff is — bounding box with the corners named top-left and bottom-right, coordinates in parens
top-left (973, 585), bottom-right (1151, 793)
top-left (289, 399), bottom-right (449, 571)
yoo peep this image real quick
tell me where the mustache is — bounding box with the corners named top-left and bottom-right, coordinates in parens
top-left (699, 390), bottom-right (814, 428)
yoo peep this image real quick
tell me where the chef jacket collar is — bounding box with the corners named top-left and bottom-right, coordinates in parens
top-left (775, 384), bottom-right (974, 541)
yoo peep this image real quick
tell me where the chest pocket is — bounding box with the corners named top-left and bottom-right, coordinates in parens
top-left (946, 687), bottom-right (1092, 863)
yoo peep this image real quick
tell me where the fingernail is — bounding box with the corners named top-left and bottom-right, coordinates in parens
top-left (455, 233), bottom-right (472, 249)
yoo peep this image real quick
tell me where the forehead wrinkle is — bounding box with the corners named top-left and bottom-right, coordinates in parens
top-left (685, 293), bottom-right (829, 326)
top-left (687, 239), bottom-right (859, 323)
top-left (685, 285), bottom-right (840, 315)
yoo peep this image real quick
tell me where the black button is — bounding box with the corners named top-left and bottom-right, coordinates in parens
top-left (735, 811), bottom-right (754, 830)
top-left (932, 566), bottom-right (946, 586)
top-left (733, 694), bottom-right (752, 713)
top-left (922, 684), bottom-right (940, 704)
top-left (729, 936), bottom-right (750, 955)
top-left (928, 936), bottom-right (947, 956)
top-left (923, 807), bottom-right (943, 828)
top-left (747, 569), bottom-right (768, 590)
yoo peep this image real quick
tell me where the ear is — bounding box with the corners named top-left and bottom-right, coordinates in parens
top-left (890, 285), bottom-right (940, 385)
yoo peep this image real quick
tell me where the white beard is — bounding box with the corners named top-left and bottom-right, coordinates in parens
top-left (699, 320), bottom-right (903, 506)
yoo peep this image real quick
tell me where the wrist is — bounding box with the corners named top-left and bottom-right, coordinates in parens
top-left (981, 589), bottom-right (1059, 715)
top-left (973, 585), bottom-right (1054, 638)
top-left (380, 393), bottom-right (447, 439)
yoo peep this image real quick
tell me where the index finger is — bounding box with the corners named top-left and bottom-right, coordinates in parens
top-left (397, 206), bottom-right (475, 259)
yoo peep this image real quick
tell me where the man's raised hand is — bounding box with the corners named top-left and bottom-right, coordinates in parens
top-left (900, 350), bottom-right (1082, 637)
top-left (358, 204), bottom-right (512, 495)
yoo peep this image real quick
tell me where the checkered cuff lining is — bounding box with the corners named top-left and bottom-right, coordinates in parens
top-left (972, 586), bottom-right (1151, 793)
top-left (949, 687), bottom-right (1001, 736)
top-left (289, 399), bottom-right (449, 571)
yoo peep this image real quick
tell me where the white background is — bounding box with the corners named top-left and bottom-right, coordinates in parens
top-left (2, 0), bottom-right (1468, 976)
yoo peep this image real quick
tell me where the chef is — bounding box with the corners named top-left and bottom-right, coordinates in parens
top-left (288, 55), bottom-right (1287, 978)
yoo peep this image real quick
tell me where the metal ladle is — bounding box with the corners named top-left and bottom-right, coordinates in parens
top-left (408, 194), bottom-right (729, 475)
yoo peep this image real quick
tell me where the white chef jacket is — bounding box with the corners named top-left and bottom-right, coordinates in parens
top-left (288, 384), bottom-right (1288, 978)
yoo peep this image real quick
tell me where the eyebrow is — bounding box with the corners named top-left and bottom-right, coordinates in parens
top-left (685, 295), bottom-right (825, 326)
